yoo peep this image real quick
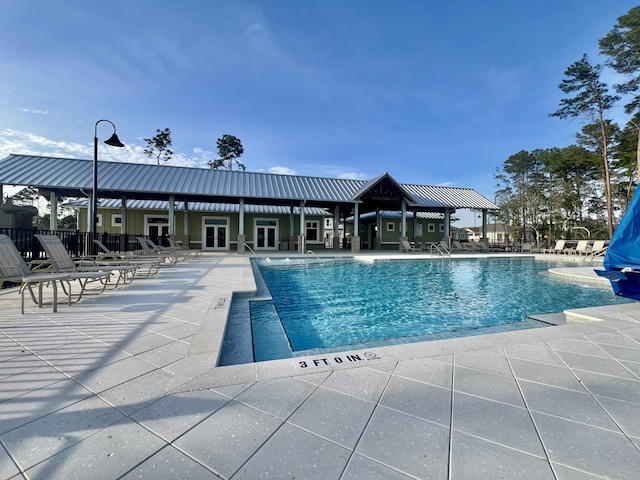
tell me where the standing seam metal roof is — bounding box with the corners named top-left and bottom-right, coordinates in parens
top-left (0, 155), bottom-right (497, 209)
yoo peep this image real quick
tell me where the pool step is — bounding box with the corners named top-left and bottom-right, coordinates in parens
top-left (527, 313), bottom-right (567, 326)
top-left (251, 301), bottom-right (293, 362)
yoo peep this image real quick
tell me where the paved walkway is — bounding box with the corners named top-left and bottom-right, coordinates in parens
top-left (1, 253), bottom-right (639, 479)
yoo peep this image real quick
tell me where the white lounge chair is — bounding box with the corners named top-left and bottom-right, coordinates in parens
top-left (477, 241), bottom-right (502, 252)
top-left (168, 237), bottom-right (201, 257)
top-left (137, 237), bottom-right (183, 264)
top-left (451, 240), bottom-right (466, 252)
top-left (543, 240), bottom-right (567, 254)
top-left (438, 240), bottom-right (451, 253)
top-left (0, 234), bottom-right (71, 314)
top-left (35, 234), bottom-right (126, 300)
top-left (401, 240), bottom-right (420, 253)
top-left (589, 240), bottom-right (607, 256)
top-left (92, 240), bottom-right (162, 278)
top-left (572, 240), bottom-right (590, 255)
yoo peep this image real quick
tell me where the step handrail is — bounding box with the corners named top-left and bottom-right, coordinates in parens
top-left (242, 243), bottom-right (257, 255)
top-left (306, 250), bottom-right (325, 266)
top-left (431, 243), bottom-right (451, 262)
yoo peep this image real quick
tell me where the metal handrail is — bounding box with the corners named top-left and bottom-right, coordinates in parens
top-left (306, 250), bottom-right (325, 266)
top-left (583, 246), bottom-right (607, 262)
top-left (431, 243), bottom-right (451, 262)
top-left (433, 244), bottom-right (449, 256)
top-left (242, 243), bottom-right (257, 255)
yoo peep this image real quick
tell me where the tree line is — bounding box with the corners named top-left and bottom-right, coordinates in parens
top-left (495, 5), bottom-right (640, 243)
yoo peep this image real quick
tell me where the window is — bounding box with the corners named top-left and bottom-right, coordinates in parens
top-left (439, 224), bottom-right (445, 232)
top-left (96, 213), bottom-right (103, 227)
top-left (111, 215), bottom-right (122, 228)
top-left (306, 221), bottom-right (319, 241)
top-left (386, 222), bottom-right (395, 232)
top-left (428, 223), bottom-right (435, 232)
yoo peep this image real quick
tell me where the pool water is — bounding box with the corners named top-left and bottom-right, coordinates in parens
top-left (248, 257), bottom-right (631, 360)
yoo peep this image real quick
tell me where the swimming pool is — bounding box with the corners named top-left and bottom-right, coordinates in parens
top-left (222, 257), bottom-right (632, 364)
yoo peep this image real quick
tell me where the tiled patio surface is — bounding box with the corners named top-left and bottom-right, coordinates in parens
top-left (1, 252), bottom-right (639, 479)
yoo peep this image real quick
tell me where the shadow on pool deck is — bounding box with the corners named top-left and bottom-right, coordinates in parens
top-left (1, 252), bottom-right (639, 479)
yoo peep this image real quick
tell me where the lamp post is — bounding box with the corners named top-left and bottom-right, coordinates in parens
top-left (91, 119), bottom-right (124, 236)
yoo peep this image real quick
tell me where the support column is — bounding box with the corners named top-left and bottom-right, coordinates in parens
top-left (49, 192), bottom-right (58, 230)
top-left (374, 208), bottom-right (381, 250)
top-left (481, 209), bottom-right (488, 241)
top-left (87, 193), bottom-right (94, 232)
top-left (182, 200), bottom-right (190, 249)
top-left (333, 205), bottom-right (340, 249)
top-left (120, 197), bottom-right (128, 252)
top-left (237, 199), bottom-right (245, 255)
top-left (351, 202), bottom-right (360, 253)
top-left (298, 201), bottom-right (306, 254)
top-left (289, 206), bottom-right (296, 251)
top-left (443, 209), bottom-right (451, 246)
top-left (399, 200), bottom-right (407, 252)
top-left (168, 195), bottom-right (175, 236)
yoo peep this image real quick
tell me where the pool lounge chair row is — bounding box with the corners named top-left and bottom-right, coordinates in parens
top-left (0, 233), bottom-right (197, 314)
top-left (542, 239), bottom-right (608, 256)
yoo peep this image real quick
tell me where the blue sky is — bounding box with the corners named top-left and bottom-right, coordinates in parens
top-left (1, 1), bottom-right (638, 225)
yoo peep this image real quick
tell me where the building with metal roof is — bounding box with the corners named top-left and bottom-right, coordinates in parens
top-left (0, 154), bottom-right (498, 253)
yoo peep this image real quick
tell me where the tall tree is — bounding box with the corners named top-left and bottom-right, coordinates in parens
top-left (208, 134), bottom-right (245, 171)
top-left (600, 6), bottom-right (640, 179)
top-left (143, 128), bottom-right (173, 165)
top-left (614, 115), bottom-right (640, 201)
top-left (550, 54), bottom-right (620, 238)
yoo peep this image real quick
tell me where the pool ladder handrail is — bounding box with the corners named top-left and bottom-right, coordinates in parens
top-left (306, 250), bottom-right (325, 266)
top-left (431, 243), bottom-right (451, 261)
top-left (242, 243), bottom-right (257, 255)
top-left (582, 246), bottom-right (608, 263)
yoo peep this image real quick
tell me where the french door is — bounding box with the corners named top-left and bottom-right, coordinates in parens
top-left (255, 219), bottom-right (277, 249)
top-left (203, 217), bottom-right (229, 250)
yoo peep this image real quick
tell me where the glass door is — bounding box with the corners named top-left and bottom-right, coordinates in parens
top-left (255, 219), bottom-right (277, 249)
top-left (203, 218), bottom-right (229, 250)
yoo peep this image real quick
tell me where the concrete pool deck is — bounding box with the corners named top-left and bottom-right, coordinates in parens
top-left (1, 252), bottom-right (639, 479)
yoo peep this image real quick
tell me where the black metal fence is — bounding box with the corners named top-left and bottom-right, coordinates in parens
top-left (0, 227), bottom-right (143, 261)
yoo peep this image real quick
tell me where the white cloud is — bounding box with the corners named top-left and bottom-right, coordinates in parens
top-left (311, 165), bottom-right (369, 180)
top-left (336, 171), bottom-right (367, 180)
top-left (21, 108), bottom-right (50, 115)
top-left (0, 129), bottom-right (202, 168)
top-left (0, 129), bottom-right (89, 158)
top-left (268, 166), bottom-right (297, 175)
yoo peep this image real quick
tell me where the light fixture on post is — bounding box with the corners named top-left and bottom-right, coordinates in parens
top-left (91, 119), bottom-right (124, 237)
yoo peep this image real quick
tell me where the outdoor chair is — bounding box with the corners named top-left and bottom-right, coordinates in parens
top-left (543, 239), bottom-right (567, 254)
top-left (146, 238), bottom-right (190, 260)
top-left (571, 240), bottom-right (590, 255)
top-left (168, 237), bottom-right (201, 257)
top-left (477, 241), bottom-right (502, 252)
top-left (451, 240), bottom-right (466, 252)
top-left (92, 240), bottom-right (162, 278)
top-left (137, 237), bottom-right (183, 264)
top-left (401, 240), bottom-right (420, 253)
top-left (0, 234), bottom-right (71, 314)
top-left (35, 234), bottom-right (129, 301)
top-left (589, 240), bottom-right (608, 256)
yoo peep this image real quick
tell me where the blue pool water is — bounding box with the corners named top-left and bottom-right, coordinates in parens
top-left (248, 257), bottom-right (631, 360)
